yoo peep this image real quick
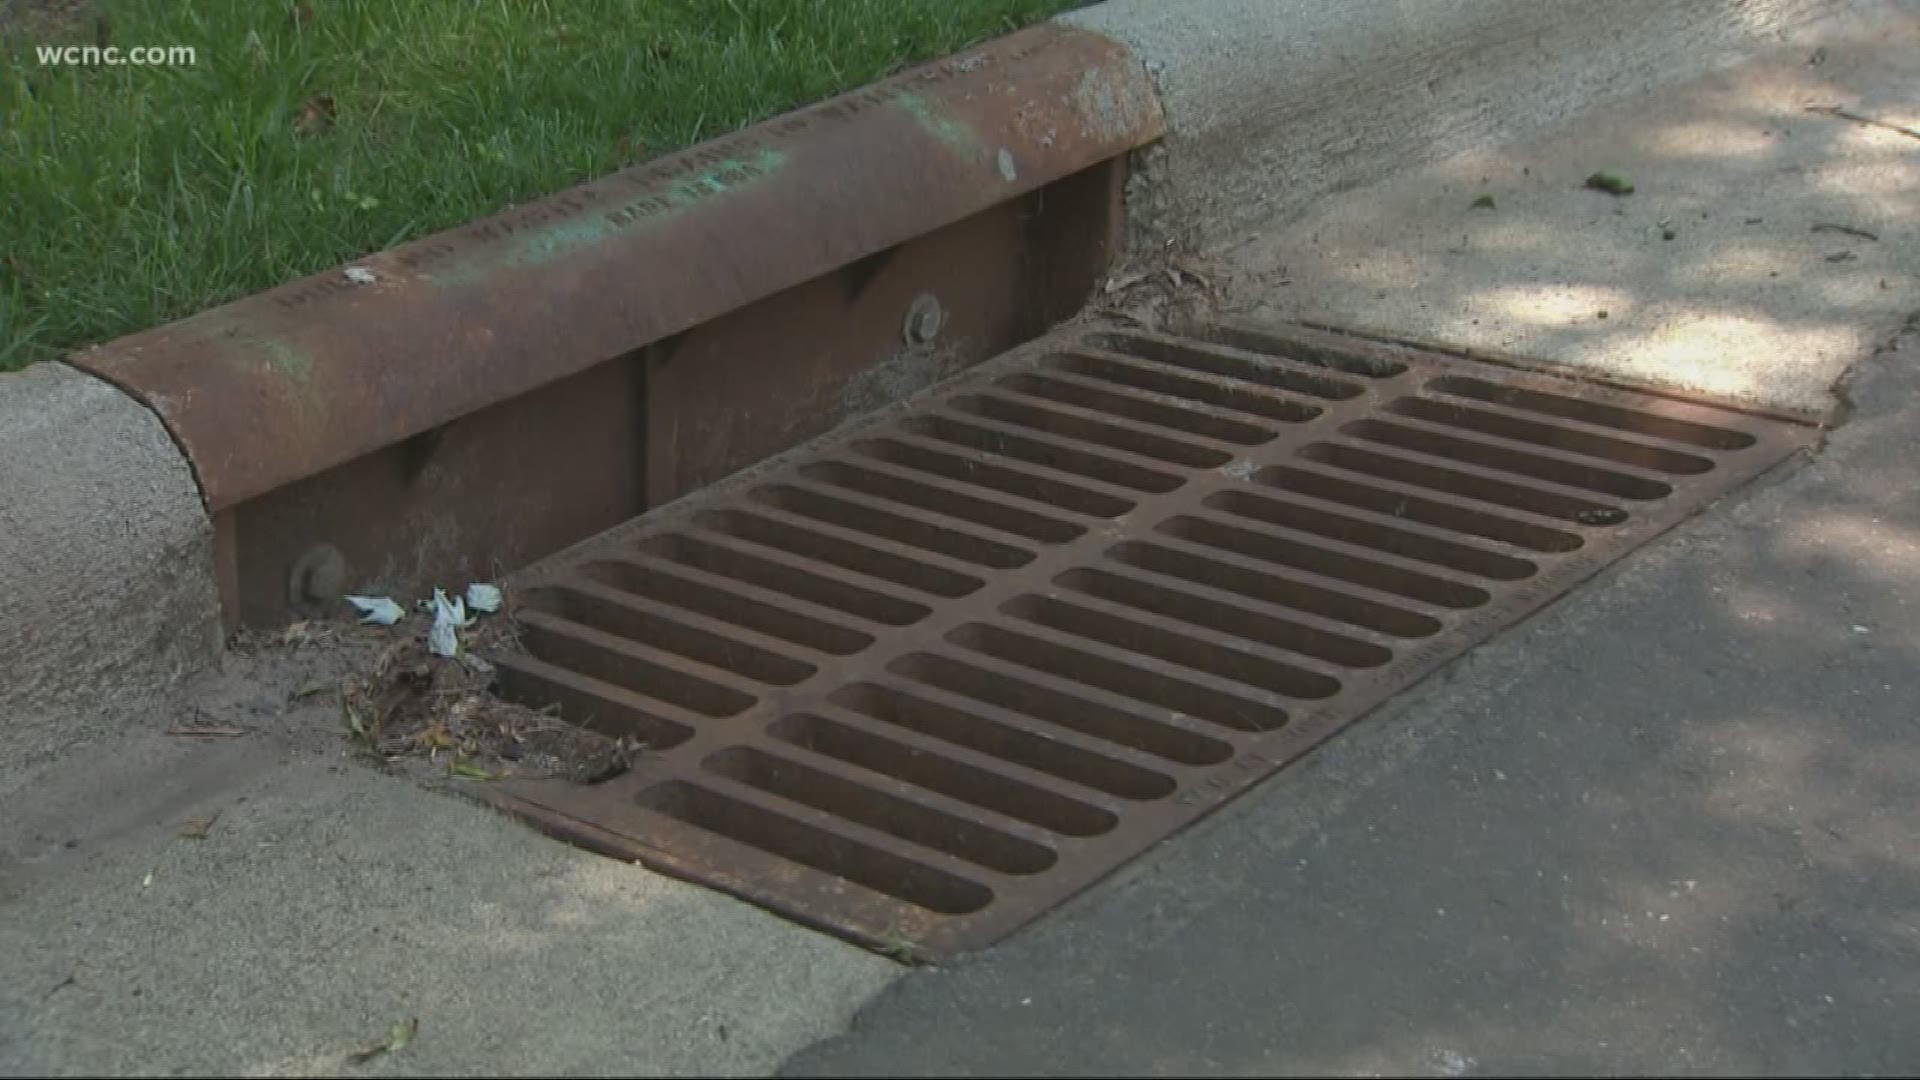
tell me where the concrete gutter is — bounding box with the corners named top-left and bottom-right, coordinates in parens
top-left (1064, 0), bottom-right (1846, 256)
top-left (1225, 8), bottom-right (1920, 419)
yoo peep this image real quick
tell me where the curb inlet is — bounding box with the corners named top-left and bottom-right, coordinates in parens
top-left (486, 320), bottom-right (1817, 957)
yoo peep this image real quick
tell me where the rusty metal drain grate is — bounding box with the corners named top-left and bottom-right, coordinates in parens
top-left (486, 320), bottom-right (1816, 956)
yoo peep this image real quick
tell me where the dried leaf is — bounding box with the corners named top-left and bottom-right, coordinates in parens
top-left (177, 815), bottom-right (218, 840)
top-left (343, 693), bottom-right (370, 740)
top-left (370, 637), bottom-right (413, 678)
top-left (418, 721), bottom-right (455, 751)
top-left (449, 759), bottom-right (499, 781)
top-left (348, 1017), bottom-right (418, 1065)
top-left (294, 93), bottom-right (336, 135)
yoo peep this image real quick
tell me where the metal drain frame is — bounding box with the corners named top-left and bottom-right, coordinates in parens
top-left (482, 320), bottom-right (1816, 957)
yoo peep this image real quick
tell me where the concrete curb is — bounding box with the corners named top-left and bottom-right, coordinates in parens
top-left (0, 364), bottom-right (220, 794)
top-left (71, 26), bottom-right (1160, 518)
top-left (72, 23), bottom-right (1162, 635)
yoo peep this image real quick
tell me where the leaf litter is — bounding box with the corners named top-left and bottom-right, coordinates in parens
top-left (348, 1017), bottom-right (418, 1066)
top-left (337, 584), bottom-right (639, 786)
top-left (187, 582), bottom-right (636, 789)
top-left (176, 814), bottom-right (219, 841)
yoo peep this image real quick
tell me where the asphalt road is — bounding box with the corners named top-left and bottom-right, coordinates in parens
top-left (784, 323), bottom-right (1920, 1076)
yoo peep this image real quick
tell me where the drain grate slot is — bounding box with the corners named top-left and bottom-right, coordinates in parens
top-left (768, 713), bottom-right (1120, 838)
top-left (577, 558), bottom-right (876, 657)
top-left (637, 780), bottom-right (995, 915)
top-left (1157, 514), bottom-right (1490, 610)
top-left (1299, 441), bottom-right (1617, 522)
top-left (1203, 489), bottom-right (1538, 581)
top-left (491, 320), bottom-right (1814, 956)
top-left (1000, 593), bottom-right (1344, 701)
top-left (697, 508), bottom-right (987, 599)
top-left (797, 460), bottom-right (1087, 544)
top-left (1045, 349), bottom-right (1324, 423)
top-left (1386, 396), bottom-right (1715, 475)
top-left (951, 393), bottom-right (1233, 468)
top-left (518, 614), bottom-right (760, 718)
top-left (1425, 375), bottom-right (1758, 449)
top-left (496, 658), bottom-right (695, 749)
top-left (638, 532), bottom-right (932, 626)
top-left (1190, 324), bottom-right (1410, 378)
top-left (523, 582), bottom-right (818, 687)
top-left (1082, 332), bottom-right (1367, 400)
top-left (1342, 416), bottom-right (1674, 500)
top-left (1056, 567), bottom-right (1394, 669)
top-left (901, 413), bottom-right (1184, 493)
top-left (750, 483), bottom-right (1037, 568)
top-left (834, 676), bottom-right (1191, 795)
top-left (1105, 539), bottom-right (1442, 639)
top-left (1251, 465), bottom-right (1583, 554)
top-left (997, 372), bottom-right (1280, 445)
top-left (701, 746), bottom-right (1058, 876)
top-left (883, 654), bottom-right (1231, 769)
top-left (851, 437), bottom-right (1138, 519)
top-left (948, 620), bottom-right (1292, 734)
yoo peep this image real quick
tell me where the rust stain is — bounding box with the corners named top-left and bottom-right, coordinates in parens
top-left (68, 24), bottom-right (1164, 515)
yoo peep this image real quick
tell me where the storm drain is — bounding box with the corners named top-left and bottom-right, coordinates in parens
top-left (487, 320), bottom-right (1815, 956)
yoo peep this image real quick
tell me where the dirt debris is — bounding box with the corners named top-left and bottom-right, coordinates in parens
top-left (336, 612), bottom-right (637, 786)
top-left (203, 596), bottom-right (636, 789)
top-left (1085, 243), bottom-right (1240, 329)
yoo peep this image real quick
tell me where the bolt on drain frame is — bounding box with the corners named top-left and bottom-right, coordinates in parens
top-left (483, 320), bottom-right (1816, 957)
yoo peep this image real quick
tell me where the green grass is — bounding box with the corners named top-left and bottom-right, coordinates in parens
top-left (0, 0), bottom-right (1074, 371)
